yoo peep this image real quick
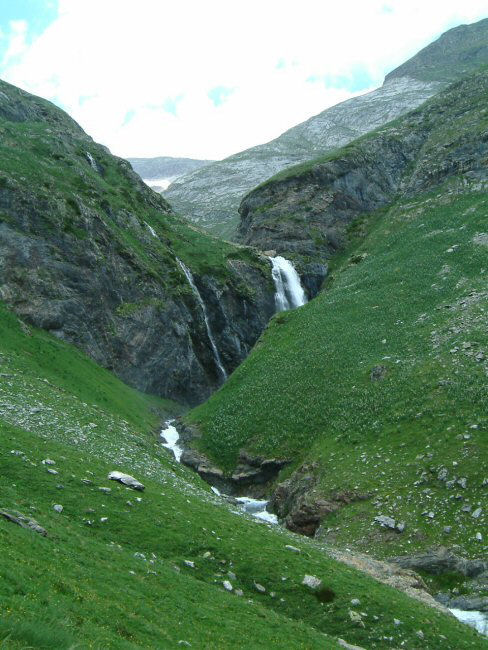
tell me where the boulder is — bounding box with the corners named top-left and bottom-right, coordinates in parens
top-left (108, 471), bottom-right (145, 491)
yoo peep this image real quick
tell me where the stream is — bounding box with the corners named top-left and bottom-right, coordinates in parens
top-left (160, 420), bottom-right (277, 525)
top-left (449, 608), bottom-right (488, 636)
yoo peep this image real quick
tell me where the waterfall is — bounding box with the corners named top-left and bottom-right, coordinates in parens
top-left (269, 256), bottom-right (307, 312)
top-left (176, 259), bottom-right (227, 381)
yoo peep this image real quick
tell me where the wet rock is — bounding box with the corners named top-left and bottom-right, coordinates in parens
top-left (230, 450), bottom-right (290, 487)
top-left (0, 509), bottom-right (47, 536)
top-left (180, 449), bottom-right (228, 491)
top-left (449, 595), bottom-right (488, 612)
top-left (299, 262), bottom-right (328, 298)
top-left (108, 471), bottom-right (145, 491)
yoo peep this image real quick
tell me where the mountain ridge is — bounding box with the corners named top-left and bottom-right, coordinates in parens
top-left (164, 18), bottom-right (488, 238)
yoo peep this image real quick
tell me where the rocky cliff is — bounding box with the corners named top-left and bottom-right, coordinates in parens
top-left (0, 79), bottom-right (275, 406)
top-left (164, 18), bottom-right (488, 238)
top-left (238, 69), bottom-right (488, 263)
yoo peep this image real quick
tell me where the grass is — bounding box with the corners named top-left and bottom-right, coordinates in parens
top-left (188, 184), bottom-right (488, 560)
top-left (0, 305), bottom-right (485, 648)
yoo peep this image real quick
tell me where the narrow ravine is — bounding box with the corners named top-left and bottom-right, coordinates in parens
top-left (269, 256), bottom-right (307, 311)
top-left (160, 421), bottom-right (277, 524)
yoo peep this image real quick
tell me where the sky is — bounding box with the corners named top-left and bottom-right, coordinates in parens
top-left (1, 0), bottom-right (488, 161)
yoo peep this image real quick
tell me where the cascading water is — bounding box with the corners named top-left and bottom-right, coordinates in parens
top-left (269, 256), bottom-right (307, 312)
top-left (176, 258), bottom-right (227, 381)
top-left (160, 421), bottom-right (277, 525)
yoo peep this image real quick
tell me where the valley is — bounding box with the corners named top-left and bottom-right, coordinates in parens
top-left (0, 15), bottom-right (488, 650)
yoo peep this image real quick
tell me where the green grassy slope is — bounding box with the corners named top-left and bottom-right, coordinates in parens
top-left (1, 306), bottom-right (485, 648)
top-left (189, 182), bottom-right (488, 559)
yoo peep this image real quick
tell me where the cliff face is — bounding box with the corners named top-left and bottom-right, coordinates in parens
top-left (0, 80), bottom-right (275, 406)
top-left (237, 70), bottom-right (488, 263)
top-left (164, 77), bottom-right (441, 238)
top-left (164, 19), bottom-right (488, 238)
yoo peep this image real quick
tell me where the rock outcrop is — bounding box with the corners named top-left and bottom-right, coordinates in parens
top-left (0, 79), bottom-right (275, 406)
top-left (389, 547), bottom-right (488, 578)
top-left (237, 69), bottom-right (488, 262)
top-left (270, 463), bottom-right (369, 536)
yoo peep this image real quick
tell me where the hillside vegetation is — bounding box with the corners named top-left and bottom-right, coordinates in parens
top-left (2, 305), bottom-right (484, 648)
top-left (188, 71), bottom-right (488, 561)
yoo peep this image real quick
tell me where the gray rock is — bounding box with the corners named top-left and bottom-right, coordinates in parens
top-left (302, 575), bottom-right (322, 589)
top-left (222, 580), bottom-right (233, 592)
top-left (108, 471), bottom-right (145, 491)
top-left (285, 544), bottom-right (301, 553)
top-left (53, 504), bottom-right (63, 513)
top-left (472, 507), bottom-right (482, 518)
top-left (389, 547), bottom-right (488, 577)
top-left (254, 582), bottom-right (266, 593)
top-left (0, 509), bottom-right (47, 536)
top-left (449, 595), bottom-right (488, 611)
top-left (374, 515), bottom-right (396, 529)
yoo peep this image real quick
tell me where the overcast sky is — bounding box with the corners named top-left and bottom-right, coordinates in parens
top-left (1, 0), bottom-right (488, 161)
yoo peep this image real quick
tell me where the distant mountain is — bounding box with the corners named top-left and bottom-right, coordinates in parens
top-left (164, 17), bottom-right (488, 239)
top-left (128, 156), bottom-right (213, 191)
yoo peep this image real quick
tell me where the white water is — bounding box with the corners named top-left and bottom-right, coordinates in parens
top-left (235, 497), bottom-right (278, 524)
top-left (177, 258), bottom-right (227, 381)
top-left (86, 152), bottom-right (99, 171)
top-left (160, 423), bottom-right (277, 525)
top-left (145, 222), bottom-right (157, 238)
top-left (269, 256), bottom-right (307, 311)
top-left (160, 421), bottom-right (183, 462)
top-left (450, 608), bottom-right (488, 636)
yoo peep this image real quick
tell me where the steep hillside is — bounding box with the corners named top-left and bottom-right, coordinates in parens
top-left (187, 70), bottom-right (488, 564)
top-left (128, 155), bottom-right (213, 192)
top-left (165, 18), bottom-right (488, 238)
top-left (0, 79), bottom-right (275, 406)
top-left (3, 305), bottom-right (484, 648)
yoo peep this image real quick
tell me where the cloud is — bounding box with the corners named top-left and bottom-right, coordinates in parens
top-left (208, 86), bottom-right (235, 107)
top-left (2, 20), bottom-right (29, 65)
top-left (1, 0), bottom-right (488, 159)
